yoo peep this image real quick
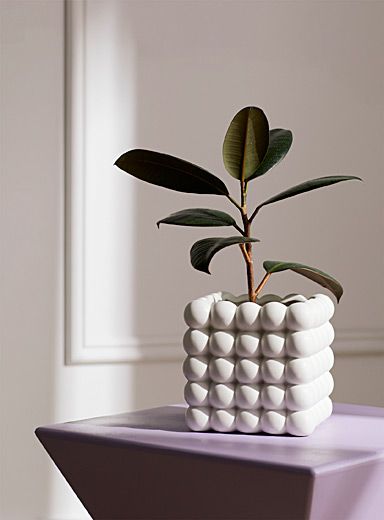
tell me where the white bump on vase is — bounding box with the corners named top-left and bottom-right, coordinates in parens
top-left (285, 322), bottom-right (334, 358)
top-left (261, 332), bottom-right (286, 358)
top-left (210, 301), bottom-right (237, 330)
top-left (285, 372), bottom-right (334, 411)
top-left (306, 297), bottom-right (333, 329)
top-left (185, 406), bottom-right (211, 431)
top-left (260, 302), bottom-right (287, 331)
top-left (261, 358), bottom-right (286, 384)
top-left (312, 294), bottom-right (335, 321)
top-left (323, 321), bottom-right (335, 346)
top-left (235, 358), bottom-right (261, 384)
top-left (261, 410), bottom-right (287, 434)
top-left (183, 328), bottom-right (210, 356)
top-left (184, 298), bottom-right (211, 329)
top-left (236, 409), bottom-right (261, 433)
top-left (261, 384), bottom-right (286, 410)
top-left (235, 332), bottom-right (262, 357)
top-left (286, 397), bottom-right (333, 436)
top-left (184, 381), bottom-right (210, 407)
top-left (209, 357), bottom-right (236, 383)
top-left (236, 302), bottom-right (261, 331)
top-left (182, 356), bottom-right (210, 382)
top-left (209, 331), bottom-right (236, 357)
top-left (285, 347), bottom-right (334, 384)
top-left (235, 384), bottom-right (261, 409)
top-left (210, 408), bottom-right (236, 432)
top-left (285, 301), bottom-right (314, 331)
top-left (209, 383), bottom-right (236, 408)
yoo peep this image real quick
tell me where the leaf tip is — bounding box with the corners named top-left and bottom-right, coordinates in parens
top-left (191, 263), bottom-right (211, 275)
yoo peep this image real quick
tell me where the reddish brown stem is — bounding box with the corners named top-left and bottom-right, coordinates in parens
top-left (240, 180), bottom-right (256, 302)
top-left (253, 272), bottom-right (271, 300)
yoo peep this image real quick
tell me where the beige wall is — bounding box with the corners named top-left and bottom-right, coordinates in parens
top-left (1, 1), bottom-right (383, 518)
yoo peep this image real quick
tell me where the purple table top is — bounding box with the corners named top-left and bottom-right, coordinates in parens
top-left (39, 402), bottom-right (384, 476)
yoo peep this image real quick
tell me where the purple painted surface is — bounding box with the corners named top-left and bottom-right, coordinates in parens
top-left (36, 403), bottom-right (384, 519)
top-left (40, 402), bottom-right (384, 475)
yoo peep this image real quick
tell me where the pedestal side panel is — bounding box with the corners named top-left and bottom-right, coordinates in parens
top-left (36, 429), bottom-right (313, 520)
top-left (310, 460), bottom-right (384, 520)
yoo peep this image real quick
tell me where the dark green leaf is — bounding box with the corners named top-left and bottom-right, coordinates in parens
top-left (157, 208), bottom-right (237, 228)
top-left (223, 107), bottom-right (269, 181)
top-left (263, 260), bottom-right (343, 302)
top-left (255, 175), bottom-right (362, 213)
top-left (115, 149), bottom-right (229, 196)
top-left (247, 128), bottom-right (293, 180)
top-left (191, 236), bottom-right (259, 274)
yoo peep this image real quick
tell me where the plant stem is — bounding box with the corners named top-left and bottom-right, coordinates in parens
top-left (249, 205), bottom-right (260, 223)
top-left (228, 180), bottom-right (257, 302)
top-left (253, 272), bottom-right (271, 300)
top-left (226, 194), bottom-right (242, 212)
top-left (233, 223), bottom-right (246, 236)
top-left (240, 179), bottom-right (256, 302)
top-left (239, 243), bottom-right (251, 263)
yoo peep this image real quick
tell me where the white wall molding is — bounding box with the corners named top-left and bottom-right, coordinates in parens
top-left (334, 329), bottom-right (384, 356)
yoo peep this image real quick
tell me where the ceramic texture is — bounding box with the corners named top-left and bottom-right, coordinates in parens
top-left (183, 292), bottom-right (335, 436)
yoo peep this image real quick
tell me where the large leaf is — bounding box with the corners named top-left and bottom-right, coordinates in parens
top-left (222, 107), bottom-right (269, 181)
top-left (191, 236), bottom-right (259, 274)
top-left (115, 149), bottom-right (229, 195)
top-left (157, 208), bottom-right (237, 228)
top-left (255, 175), bottom-right (362, 214)
top-left (263, 260), bottom-right (343, 302)
top-left (247, 128), bottom-right (293, 180)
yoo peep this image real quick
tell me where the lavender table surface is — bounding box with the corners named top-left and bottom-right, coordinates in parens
top-left (36, 403), bottom-right (384, 520)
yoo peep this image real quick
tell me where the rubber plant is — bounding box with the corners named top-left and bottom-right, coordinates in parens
top-left (115, 106), bottom-right (361, 303)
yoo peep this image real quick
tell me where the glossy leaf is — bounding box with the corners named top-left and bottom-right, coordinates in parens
top-left (115, 149), bottom-right (229, 195)
top-left (191, 236), bottom-right (259, 274)
top-left (157, 208), bottom-right (237, 228)
top-left (255, 175), bottom-right (362, 213)
top-left (247, 128), bottom-right (293, 180)
top-left (263, 260), bottom-right (343, 302)
top-left (223, 107), bottom-right (269, 181)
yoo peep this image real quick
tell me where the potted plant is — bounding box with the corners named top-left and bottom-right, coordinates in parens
top-left (115, 106), bottom-right (360, 436)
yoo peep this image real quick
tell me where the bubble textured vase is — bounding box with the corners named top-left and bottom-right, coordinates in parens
top-left (183, 292), bottom-right (335, 436)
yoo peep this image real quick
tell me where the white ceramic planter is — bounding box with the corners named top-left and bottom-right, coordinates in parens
top-left (183, 292), bottom-right (335, 436)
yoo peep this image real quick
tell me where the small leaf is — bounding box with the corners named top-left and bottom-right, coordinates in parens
top-left (157, 208), bottom-right (237, 228)
top-left (115, 149), bottom-right (229, 196)
top-left (191, 236), bottom-right (259, 274)
top-left (263, 260), bottom-right (343, 302)
top-left (223, 107), bottom-right (269, 181)
top-left (247, 128), bottom-right (293, 180)
top-left (255, 175), bottom-right (362, 213)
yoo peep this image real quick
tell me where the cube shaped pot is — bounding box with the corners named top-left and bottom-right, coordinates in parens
top-left (183, 292), bottom-right (335, 436)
